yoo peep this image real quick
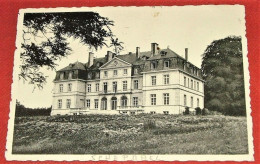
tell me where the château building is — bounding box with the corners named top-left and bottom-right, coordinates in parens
top-left (51, 43), bottom-right (204, 115)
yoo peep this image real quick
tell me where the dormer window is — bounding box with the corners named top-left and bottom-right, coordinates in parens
top-left (151, 61), bottom-right (157, 70)
top-left (88, 72), bottom-right (92, 79)
top-left (164, 60), bottom-right (170, 69)
top-left (60, 72), bottom-right (65, 80)
top-left (69, 71), bottom-right (73, 79)
top-left (96, 72), bottom-right (100, 78)
top-left (160, 51), bottom-right (167, 56)
top-left (134, 68), bottom-right (138, 74)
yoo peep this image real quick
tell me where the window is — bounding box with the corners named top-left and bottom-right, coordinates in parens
top-left (151, 94), bottom-right (156, 105)
top-left (104, 71), bottom-right (108, 77)
top-left (184, 76), bottom-right (186, 87)
top-left (66, 99), bottom-right (71, 108)
top-left (88, 73), bottom-right (92, 79)
top-left (113, 70), bottom-right (117, 76)
top-left (111, 97), bottom-right (117, 110)
top-left (101, 97), bottom-right (107, 110)
top-left (95, 99), bottom-right (99, 109)
top-left (134, 80), bottom-right (139, 89)
top-left (87, 84), bottom-right (91, 93)
top-left (113, 81), bottom-right (117, 92)
top-left (133, 97), bottom-right (138, 107)
top-left (103, 82), bottom-right (108, 93)
top-left (184, 95), bottom-right (187, 106)
top-left (123, 69), bottom-right (128, 75)
top-left (194, 81), bottom-right (196, 90)
top-left (68, 83), bottom-right (72, 92)
top-left (130, 111), bottom-right (136, 115)
top-left (191, 96), bottom-right (193, 108)
top-left (121, 96), bottom-right (127, 108)
top-left (188, 78), bottom-right (190, 88)
top-left (123, 81), bottom-right (127, 91)
top-left (86, 99), bottom-right (90, 108)
top-left (96, 83), bottom-right (99, 92)
top-left (69, 72), bottom-right (73, 79)
top-left (197, 98), bottom-right (199, 107)
top-left (150, 111), bottom-right (156, 114)
top-left (58, 99), bottom-right (62, 108)
top-left (151, 76), bottom-right (156, 85)
top-left (59, 84), bottom-right (63, 92)
top-left (164, 74), bottom-right (169, 85)
top-left (164, 61), bottom-right (169, 68)
top-left (163, 111), bottom-right (169, 115)
top-left (163, 93), bottom-right (169, 105)
top-left (151, 62), bottom-right (157, 70)
top-left (197, 82), bottom-right (199, 91)
top-left (191, 80), bottom-right (193, 89)
top-left (60, 72), bottom-right (65, 80)
top-left (134, 68), bottom-right (138, 74)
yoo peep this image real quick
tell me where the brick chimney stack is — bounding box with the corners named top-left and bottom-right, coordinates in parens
top-left (151, 43), bottom-right (159, 56)
top-left (107, 51), bottom-right (113, 61)
top-left (88, 52), bottom-right (94, 67)
top-left (185, 48), bottom-right (188, 61)
top-left (136, 47), bottom-right (140, 58)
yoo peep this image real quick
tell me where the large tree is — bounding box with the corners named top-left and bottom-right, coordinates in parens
top-left (201, 36), bottom-right (246, 116)
top-left (20, 12), bottom-right (123, 88)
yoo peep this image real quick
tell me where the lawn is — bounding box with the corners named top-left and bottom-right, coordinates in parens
top-left (12, 114), bottom-right (249, 154)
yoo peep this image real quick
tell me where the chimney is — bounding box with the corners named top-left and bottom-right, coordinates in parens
top-left (88, 52), bottom-right (94, 67)
top-left (151, 43), bottom-right (159, 56)
top-left (136, 47), bottom-right (140, 58)
top-left (185, 48), bottom-right (188, 61)
top-left (107, 51), bottom-right (113, 61)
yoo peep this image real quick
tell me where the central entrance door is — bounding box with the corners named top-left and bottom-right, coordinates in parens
top-left (111, 97), bottom-right (117, 110)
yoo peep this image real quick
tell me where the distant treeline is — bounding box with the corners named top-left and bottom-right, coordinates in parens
top-left (15, 101), bottom-right (51, 117)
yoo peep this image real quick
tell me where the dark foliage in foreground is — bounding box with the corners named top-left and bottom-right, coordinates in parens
top-left (201, 36), bottom-right (246, 116)
top-left (15, 101), bottom-right (51, 117)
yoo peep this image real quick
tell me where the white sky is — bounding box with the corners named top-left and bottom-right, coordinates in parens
top-left (16, 5), bottom-right (246, 108)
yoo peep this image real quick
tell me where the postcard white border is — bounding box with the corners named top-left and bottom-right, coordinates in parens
top-left (5, 6), bottom-right (254, 161)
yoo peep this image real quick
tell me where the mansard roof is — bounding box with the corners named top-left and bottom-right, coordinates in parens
top-left (148, 48), bottom-right (185, 60)
top-left (58, 61), bottom-right (86, 71)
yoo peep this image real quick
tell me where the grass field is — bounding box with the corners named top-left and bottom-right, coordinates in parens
top-left (12, 114), bottom-right (249, 154)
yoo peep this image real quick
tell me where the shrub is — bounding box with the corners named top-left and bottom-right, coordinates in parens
top-left (195, 107), bottom-right (202, 115)
top-left (183, 107), bottom-right (190, 115)
top-left (202, 108), bottom-right (209, 115)
top-left (144, 119), bottom-right (156, 130)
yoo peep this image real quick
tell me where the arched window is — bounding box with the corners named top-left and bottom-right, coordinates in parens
top-left (111, 97), bottom-right (117, 110)
top-left (121, 96), bottom-right (127, 108)
top-left (101, 97), bottom-right (107, 110)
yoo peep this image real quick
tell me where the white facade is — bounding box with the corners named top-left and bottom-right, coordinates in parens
top-left (51, 43), bottom-right (204, 115)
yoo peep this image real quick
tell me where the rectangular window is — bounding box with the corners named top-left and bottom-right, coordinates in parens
top-left (113, 81), bottom-right (117, 92)
top-left (103, 82), bottom-right (107, 93)
top-left (87, 84), bottom-right (91, 93)
top-left (66, 99), bottom-right (71, 108)
top-left (68, 83), bottom-right (72, 92)
top-left (197, 82), bottom-right (199, 91)
top-left (58, 99), bottom-right (62, 109)
top-left (133, 97), bottom-right (138, 106)
top-left (191, 80), bottom-right (193, 89)
top-left (197, 98), bottom-right (199, 107)
top-left (123, 69), bottom-right (127, 75)
top-left (96, 83), bottom-right (99, 92)
top-left (164, 61), bottom-right (169, 68)
top-left (134, 68), bottom-right (138, 74)
top-left (151, 94), bottom-right (156, 105)
top-left (188, 78), bottom-right (190, 88)
top-left (94, 99), bottom-right (99, 109)
top-left (163, 93), bottom-right (169, 105)
top-left (191, 96), bottom-right (193, 108)
top-left (151, 76), bottom-right (156, 85)
top-left (164, 74), bottom-right (169, 85)
top-left (86, 99), bottom-right (90, 108)
top-left (184, 95), bottom-right (187, 106)
top-left (194, 81), bottom-right (196, 90)
top-left (151, 62), bottom-right (157, 70)
top-left (104, 71), bottom-right (108, 77)
top-left (134, 80), bottom-right (139, 89)
top-left (59, 84), bottom-right (63, 92)
top-left (184, 77), bottom-right (186, 87)
top-left (113, 70), bottom-right (117, 76)
top-left (123, 81), bottom-right (127, 91)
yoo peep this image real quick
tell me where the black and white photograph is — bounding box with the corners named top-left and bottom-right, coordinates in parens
top-left (6, 6), bottom-right (253, 161)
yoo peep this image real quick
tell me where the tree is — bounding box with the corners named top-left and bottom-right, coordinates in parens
top-left (20, 12), bottom-right (123, 88)
top-left (201, 36), bottom-right (246, 116)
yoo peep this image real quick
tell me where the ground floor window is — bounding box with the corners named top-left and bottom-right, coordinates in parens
top-left (191, 96), bottom-right (193, 108)
top-left (121, 96), bottom-right (127, 108)
top-left (58, 99), bottom-right (62, 108)
top-left (86, 99), bottom-right (90, 108)
top-left (184, 95), bottom-right (187, 106)
top-left (151, 94), bottom-right (156, 105)
top-left (101, 97), bottom-right (107, 110)
top-left (197, 98), bottom-right (199, 107)
top-left (163, 93), bottom-right (169, 105)
top-left (66, 99), bottom-right (71, 109)
top-left (94, 99), bottom-right (99, 109)
top-left (111, 97), bottom-right (117, 110)
top-left (133, 97), bottom-right (138, 107)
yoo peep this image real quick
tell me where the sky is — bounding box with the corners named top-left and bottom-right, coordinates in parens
top-left (15, 5), bottom-right (246, 108)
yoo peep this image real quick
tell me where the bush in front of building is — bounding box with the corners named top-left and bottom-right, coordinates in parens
top-left (183, 107), bottom-right (190, 115)
top-left (195, 107), bottom-right (202, 115)
top-left (202, 108), bottom-right (209, 115)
